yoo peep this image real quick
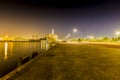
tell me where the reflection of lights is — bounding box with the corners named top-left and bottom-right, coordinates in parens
top-left (4, 42), bottom-right (8, 60)
top-left (9, 42), bottom-right (13, 56)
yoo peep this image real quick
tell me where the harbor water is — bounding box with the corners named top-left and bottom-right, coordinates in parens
top-left (0, 42), bottom-right (46, 78)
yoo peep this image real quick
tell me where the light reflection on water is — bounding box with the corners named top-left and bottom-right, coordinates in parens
top-left (0, 42), bottom-right (42, 60)
top-left (4, 42), bottom-right (8, 60)
top-left (0, 42), bottom-right (43, 78)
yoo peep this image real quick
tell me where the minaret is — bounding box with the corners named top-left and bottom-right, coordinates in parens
top-left (52, 28), bottom-right (54, 34)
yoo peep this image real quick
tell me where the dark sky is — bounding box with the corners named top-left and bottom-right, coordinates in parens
top-left (0, 0), bottom-right (120, 38)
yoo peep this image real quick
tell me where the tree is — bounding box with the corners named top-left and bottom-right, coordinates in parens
top-left (78, 38), bottom-right (81, 42)
top-left (102, 37), bottom-right (108, 41)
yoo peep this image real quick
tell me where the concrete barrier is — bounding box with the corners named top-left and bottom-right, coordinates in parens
top-left (20, 56), bottom-right (30, 64)
top-left (32, 52), bottom-right (38, 58)
top-left (18, 52), bottom-right (39, 66)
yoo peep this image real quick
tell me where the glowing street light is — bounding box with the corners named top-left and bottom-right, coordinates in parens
top-left (73, 28), bottom-right (77, 35)
top-left (115, 31), bottom-right (120, 35)
top-left (73, 28), bottom-right (77, 33)
top-left (73, 28), bottom-right (78, 38)
top-left (115, 31), bottom-right (120, 37)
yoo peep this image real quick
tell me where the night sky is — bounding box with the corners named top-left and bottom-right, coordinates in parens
top-left (0, 0), bottom-right (120, 38)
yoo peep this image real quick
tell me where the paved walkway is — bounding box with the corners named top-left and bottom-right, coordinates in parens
top-left (15, 43), bottom-right (120, 80)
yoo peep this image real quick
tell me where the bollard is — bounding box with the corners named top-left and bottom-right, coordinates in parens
top-left (32, 52), bottom-right (38, 58)
top-left (17, 52), bottom-right (39, 67)
top-left (18, 55), bottom-right (30, 66)
top-left (18, 57), bottom-right (23, 66)
top-left (22, 56), bottom-right (29, 64)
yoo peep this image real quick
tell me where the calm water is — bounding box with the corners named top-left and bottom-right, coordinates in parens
top-left (0, 42), bottom-right (44, 78)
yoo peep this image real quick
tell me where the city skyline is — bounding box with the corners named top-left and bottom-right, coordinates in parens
top-left (0, 0), bottom-right (120, 38)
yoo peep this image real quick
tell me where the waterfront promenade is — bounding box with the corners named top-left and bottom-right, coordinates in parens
top-left (15, 42), bottom-right (120, 80)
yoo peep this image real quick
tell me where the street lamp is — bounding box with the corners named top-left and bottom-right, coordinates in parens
top-left (115, 31), bottom-right (120, 37)
top-left (73, 28), bottom-right (77, 35)
top-left (73, 28), bottom-right (77, 33)
top-left (73, 28), bottom-right (77, 38)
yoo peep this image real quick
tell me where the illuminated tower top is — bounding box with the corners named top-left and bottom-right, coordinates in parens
top-left (52, 28), bottom-right (54, 34)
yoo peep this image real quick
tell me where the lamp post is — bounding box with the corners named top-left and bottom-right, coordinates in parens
top-left (115, 31), bottom-right (120, 37)
top-left (73, 28), bottom-right (77, 38)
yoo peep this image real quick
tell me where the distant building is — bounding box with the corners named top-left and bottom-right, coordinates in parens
top-left (29, 34), bottom-right (40, 42)
top-left (32, 34), bottom-right (39, 40)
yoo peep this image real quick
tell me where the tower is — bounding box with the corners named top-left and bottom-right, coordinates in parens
top-left (52, 28), bottom-right (54, 34)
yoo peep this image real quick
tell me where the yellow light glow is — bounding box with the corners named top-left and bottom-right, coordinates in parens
top-left (115, 32), bottom-right (120, 35)
top-left (0, 38), bottom-right (3, 40)
top-left (73, 28), bottom-right (77, 32)
top-left (4, 42), bottom-right (8, 60)
top-left (87, 36), bottom-right (94, 39)
top-left (5, 36), bottom-right (8, 38)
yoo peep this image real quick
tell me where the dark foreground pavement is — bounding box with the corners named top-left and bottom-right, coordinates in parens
top-left (15, 43), bottom-right (120, 80)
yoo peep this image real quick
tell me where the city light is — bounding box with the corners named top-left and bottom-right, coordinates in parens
top-left (73, 28), bottom-right (77, 33)
top-left (0, 38), bottom-right (3, 40)
top-left (115, 31), bottom-right (120, 36)
top-left (72, 28), bottom-right (78, 38)
top-left (65, 33), bottom-right (71, 38)
top-left (87, 36), bottom-right (95, 39)
top-left (115, 32), bottom-right (120, 35)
